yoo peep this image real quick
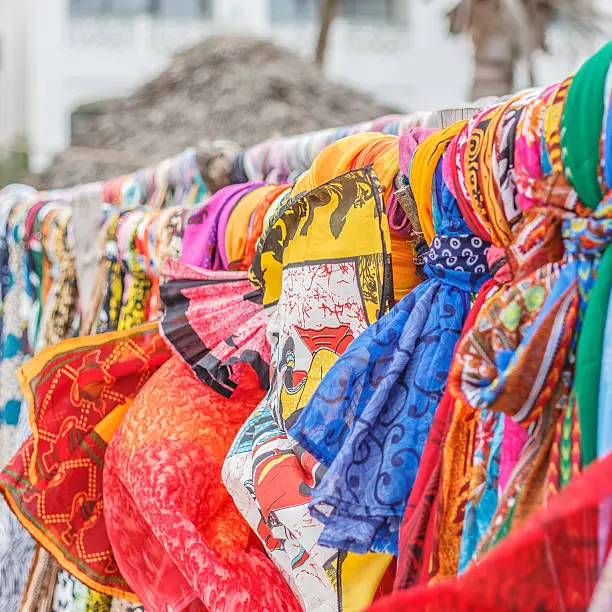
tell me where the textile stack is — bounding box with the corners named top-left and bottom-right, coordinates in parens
top-left (1, 41), bottom-right (612, 612)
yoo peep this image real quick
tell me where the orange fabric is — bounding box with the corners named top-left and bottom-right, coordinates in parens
top-left (293, 133), bottom-right (399, 198)
top-left (411, 122), bottom-right (467, 245)
top-left (243, 185), bottom-right (290, 268)
top-left (390, 231), bottom-right (421, 302)
top-left (224, 185), bottom-right (288, 270)
top-left (350, 137), bottom-right (400, 200)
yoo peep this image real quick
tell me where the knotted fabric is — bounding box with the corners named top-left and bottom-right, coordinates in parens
top-left (289, 124), bottom-right (490, 556)
top-left (447, 42), bottom-right (612, 562)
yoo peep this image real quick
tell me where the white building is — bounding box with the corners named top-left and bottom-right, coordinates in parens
top-left (1, 0), bottom-right (610, 172)
top-left (0, 2), bottom-right (28, 157)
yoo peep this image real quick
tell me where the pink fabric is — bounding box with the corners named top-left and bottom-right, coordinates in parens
top-left (514, 84), bottom-right (557, 212)
top-left (386, 191), bottom-right (412, 235)
top-left (398, 128), bottom-right (436, 177)
top-left (499, 415), bottom-right (529, 493)
top-left (486, 246), bottom-right (512, 284)
top-left (181, 183), bottom-right (263, 269)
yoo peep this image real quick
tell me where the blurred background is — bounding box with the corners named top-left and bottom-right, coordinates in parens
top-left (0, 0), bottom-right (610, 188)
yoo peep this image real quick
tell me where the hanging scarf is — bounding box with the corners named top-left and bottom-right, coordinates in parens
top-left (392, 274), bottom-right (498, 589)
top-left (368, 451), bottom-right (612, 612)
top-left (225, 166), bottom-right (395, 611)
top-left (181, 183), bottom-right (264, 270)
top-left (0, 322), bottom-right (172, 600)
top-left (446, 43), bottom-right (612, 562)
top-left (289, 124), bottom-right (489, 556)
top-left (567, 44), bottom-right (612, 469)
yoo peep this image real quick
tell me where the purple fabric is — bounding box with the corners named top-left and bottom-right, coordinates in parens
top-left (214, 184), bottom-right (254, 270)
top-left (391, 128), bottom-right (436, 236)
top-left (398, 128), bottom-right (436, 177)
top-left (386, 191), bottom-right (412, 236)
top-left (181, 182), bottom-right (263, 269)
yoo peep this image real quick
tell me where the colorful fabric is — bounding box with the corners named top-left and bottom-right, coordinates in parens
top-left (561, 42), bottom-right (612, 209)
top-left (394, 278), bottom-right (498, 590)
top-left (565, 46), bottom-right (612, 469)
top-left (225, 184), bottom-right (289, 270)
top-left (0, 323), bottom-right (172, 600)
top-left (576, 246), bottom-right (612, 467)
top-left (181, 183), bottom-right (264, 270)
top-left (369, 451), bottom-right (612, 612)
top-left (445, 121), bottom-right (491, 242)
top-left (410, 123), bottom-right (466, 245)
top-left (292, 133), bottom-right (399, 201)
top-left (39, 208), bottom-right (79, 349)
top-left (160, 260), bottom-right (270, 398)
top-left (0, 195), bottom-right (37, 612)
top-left (238, 113), bottom-right (431, 184)
top-left (287, 127), bottom-right (489, 557)
top-left (499, 415), bottom-right (529, 493)
top-left (457, 410), bottom-right (502, 573)
top-left (104, 351), bottom-right (299, 611)
top-left (226, 167), bottom-right (395, 611)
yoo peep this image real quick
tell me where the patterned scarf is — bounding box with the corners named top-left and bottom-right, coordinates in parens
top-left (289, 125), bottom-right (490, 557)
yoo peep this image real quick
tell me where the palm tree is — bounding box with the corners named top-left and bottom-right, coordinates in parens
top-left (315, 0), bottom-right (601, 99)
top-left (448, 0), bottom-right (599, 100)
top-left (315, 0), bottom-right (341, 69)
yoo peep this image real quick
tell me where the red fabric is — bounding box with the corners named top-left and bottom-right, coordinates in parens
top-left (0, 324), bottom-right (171, 598)
top-left (371, 451), bottom-right (612, 612)
top-left (395, 279), bottom-right (498, 589)
top-left (104, 265), bottom-right (300, 612)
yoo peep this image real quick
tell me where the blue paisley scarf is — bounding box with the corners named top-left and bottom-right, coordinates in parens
top-left (289, 181), bottom-right (490, 555)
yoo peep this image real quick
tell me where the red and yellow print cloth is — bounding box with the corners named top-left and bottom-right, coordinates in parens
top-left (0, 322), bottom-right (172, 600)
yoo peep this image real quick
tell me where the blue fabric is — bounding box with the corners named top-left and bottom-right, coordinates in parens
top-left (598, 284), bottom-right (612, 457)
top-left (289, 183), bottom-right (490, 555)
top-left (541, 131), bottom-right (552, 176)
top-left (457, 410), bottom-right (503, 573)
top-left (605, 86), bottom-right (612, 189)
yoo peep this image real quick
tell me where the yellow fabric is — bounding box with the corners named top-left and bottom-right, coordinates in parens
top-left (255, 170), bottom-right (392, 323)
top-left (225, 185), bottom-right (271, 267)
top-left (410, 121), bottom-right (468, 246)
top-left (249, 168), bottom-right (394, 610)
top-left (341, 552), bottom-right (394, 612)
top-left (94, 401), bottom-right (132, 445)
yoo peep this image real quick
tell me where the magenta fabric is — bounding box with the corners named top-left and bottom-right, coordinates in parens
top-left (387, 191), bottom-right (412, 236)
top-left (398, 128), bottom-right (437, 177)
top-left (181, 183), bottom-right (264, 269)
top-left (213, 186), bottom-right (249, 271)
top-left (499, 416), bottom-right (529, 493)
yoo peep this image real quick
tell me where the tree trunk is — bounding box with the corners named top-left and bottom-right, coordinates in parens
top-left (468, 0), bottom-right (517, 100)
top-left (315, 0), bottom-right (341, 69)
top-left (471, 33), bottom-right (517, 100)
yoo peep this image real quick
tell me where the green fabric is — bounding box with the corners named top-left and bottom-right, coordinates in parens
top-left (561, 41), bottom-right (612, 210)
top-left (559, 394), bottom-right (574, 488)
top-left (491, 495), bottom-right (518, 550)
top-left (576, 245), bottom-right (612, 466)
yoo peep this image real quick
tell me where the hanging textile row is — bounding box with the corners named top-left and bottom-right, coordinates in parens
top-left (0, 113), bottom-right (431, 611)
top-left (3, 42), bottom-right (612, 612)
